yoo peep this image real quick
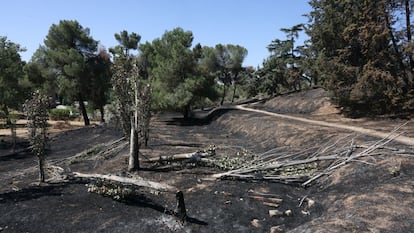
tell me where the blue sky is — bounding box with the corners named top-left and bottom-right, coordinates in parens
top-left (1, 0), bottom-right (311, 67)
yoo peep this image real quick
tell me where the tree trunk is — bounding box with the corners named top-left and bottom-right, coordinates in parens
top-left (99, 105), bottom-right (105, 123)
top-left (231, 83), bottom-right (237, 103)
top-left (385, 8), bottom-right (407, 76)
top-left (182, 105), bottom-right (191, 119)
top-left (128, 73), bottom-right (140, 171)
top-left (78, 93), bottom-right (90, 126)
top-left (220, 84), bottom-right (227, 105)
top-left (128, 121), bottom-right (139, 171)
top-left (38, 156), bottom-right (45, 182)
top-left (11, 122), bottom-right (16, 152)
top-left (144, 128), bottom-right (149, 148)
top-left (405, 0), bottom-right (414, 72)
top-left (3, 105), bottom-right (11, 125)
top-left (175, 191), bottom-right (187, 222)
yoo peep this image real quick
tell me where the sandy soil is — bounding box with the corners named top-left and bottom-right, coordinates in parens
top-left (1, 88), bottom-right (413, 233)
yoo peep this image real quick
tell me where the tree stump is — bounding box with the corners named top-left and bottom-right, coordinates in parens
top-left (175, 191), bottom-right (187, 222)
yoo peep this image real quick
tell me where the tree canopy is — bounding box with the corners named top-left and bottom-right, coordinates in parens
top-left (0, 36), bottom-right (26, 120)
top-left (259, 24), bottom-right (306, 95)
top-left (8, 1), bottom-right (413, 122)
top-left (43, 20), bottom-right (99, 125)
top-left (306, 0), bottom-right (414, 116)
top-left (150, 28), bottom-right (218, 117)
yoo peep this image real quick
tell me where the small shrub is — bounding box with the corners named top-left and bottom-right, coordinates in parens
top-left (49, 108), bottom-right (71, 121)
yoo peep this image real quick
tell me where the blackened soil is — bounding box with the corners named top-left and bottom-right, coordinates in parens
top-left (1, 89), bottom-right (414, 232)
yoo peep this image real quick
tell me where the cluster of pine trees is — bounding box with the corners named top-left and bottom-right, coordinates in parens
top-left (1, 22), bottom-right (250, 125)
top-left (2, 0), bottom-right (414, 122)
top-left (256, 0), bottom-right (414, 116)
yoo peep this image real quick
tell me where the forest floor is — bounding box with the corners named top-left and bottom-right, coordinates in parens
top-left (1, 88), bottom-right (414, 233)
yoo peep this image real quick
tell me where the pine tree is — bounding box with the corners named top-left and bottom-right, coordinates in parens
top-left (43, 20), bottom-right (98, 125)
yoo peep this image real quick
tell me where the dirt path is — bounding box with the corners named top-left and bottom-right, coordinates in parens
top-left (235, 105), bottom-right (414, 146)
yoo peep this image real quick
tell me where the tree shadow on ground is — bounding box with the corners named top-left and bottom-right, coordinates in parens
top-left (0, 150), bottom-right (32, 162)
top-left (122, 193), bottom-right (208, 226)
top-left (0, 183), bottom-right (68, 203)
top-left (141, 163), bottom-right (215, 174)
top-left (149, 142), bottom-right (203, 148)
top-left (166, 108), bottom-right (235, 126)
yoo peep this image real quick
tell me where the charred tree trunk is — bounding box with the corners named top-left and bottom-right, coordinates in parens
top-left (78, 93), bottom-right (90, 126)
top-left (99, 105), bottom-right (105, 123)
top-left (128, 124), bottom-right (139, 171)
top-left (220, 84), bottom-right (227, 105)
top-left (231, 83), bottom-right (237, 103)
top-left (144, 128), bottom-right (149, 148)
top-left (38, 155), bottom-right (45, 182)
top-left (129, 80), bottom-right (140, 171)
top-left (3, 105), bottom-right (11, 125)
top-left (175, 191), bottom-right (187, 222)
top-left (182, 105), bottom-right (191, 119)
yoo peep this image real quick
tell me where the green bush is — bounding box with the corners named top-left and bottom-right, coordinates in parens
top-left (49, 108), bottom-right (71, 121)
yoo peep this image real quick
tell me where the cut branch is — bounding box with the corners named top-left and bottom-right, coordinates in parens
top-left (67, 137), bottom-right (127, 164)
top-left (211, 123), bottom-right (414, 186)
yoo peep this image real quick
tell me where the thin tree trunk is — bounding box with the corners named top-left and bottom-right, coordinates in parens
top-left (220, 84), bottom-right (227, 105)
top-left (78, 93), bottom-right (90, 126)
top-left (11, 122), bottom-right (16, 152)
top-left (99, 105), bottom-right (105, 123)
top-left (406, 0), bottom-right (414, 72)
top-left (231, 83), bottom-right (237, 103)
top-left (183, 105), bottom-right (192, 119)
top-left (129, 79), bottom-right (139, 171)
top-left (128, 124), bottom-right (139, 171)
top-left (385, 8), bottom-right (407, 75)
top-left (38, 156), bottom-right (45, 182)
top-left (144, 128), bottom-right (149, 148)
top-left (175, 191), bottom-right (187, 222)
top-left (3, 105), bottom-right (11, 125)
top-left (3, 105), bottom-right (16, 151)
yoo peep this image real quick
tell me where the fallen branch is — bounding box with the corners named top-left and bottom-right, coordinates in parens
top-left (302, 124), bottom-right (404, 186)
top-left (70, 172), bottom-right (178, 193)
top-left (145, 150), bottom-right (215, 163)
top-left (68, 137), bottom-right (127, 164)
top-left (263, 202), bottom-right (280, 208)
top-left (249, 195), bottom-right (283, 203)
top-left (69, 171), bottom-right (188, 221)
top-left (211, 123), bottom-right (414, 186)
top-left (144, 146), bottom-right (216, 163)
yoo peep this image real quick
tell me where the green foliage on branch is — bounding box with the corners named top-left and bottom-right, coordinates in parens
top-left (150, 28), bottom-right (219, 117)
top-left (306, 0), bottom-right (414, 116)
top-left (43, 20), bottom-right (100, 125)
top-left (0, 36), bottom-right (27, 120)
top-left (258, 24), bottom-right (306, 96)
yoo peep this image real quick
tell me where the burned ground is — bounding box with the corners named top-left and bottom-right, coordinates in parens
top-left (1, 88), bottom-right (413, 233)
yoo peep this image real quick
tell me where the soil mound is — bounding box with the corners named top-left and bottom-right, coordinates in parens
top-left (260, 88), bottom-right (339, 115)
